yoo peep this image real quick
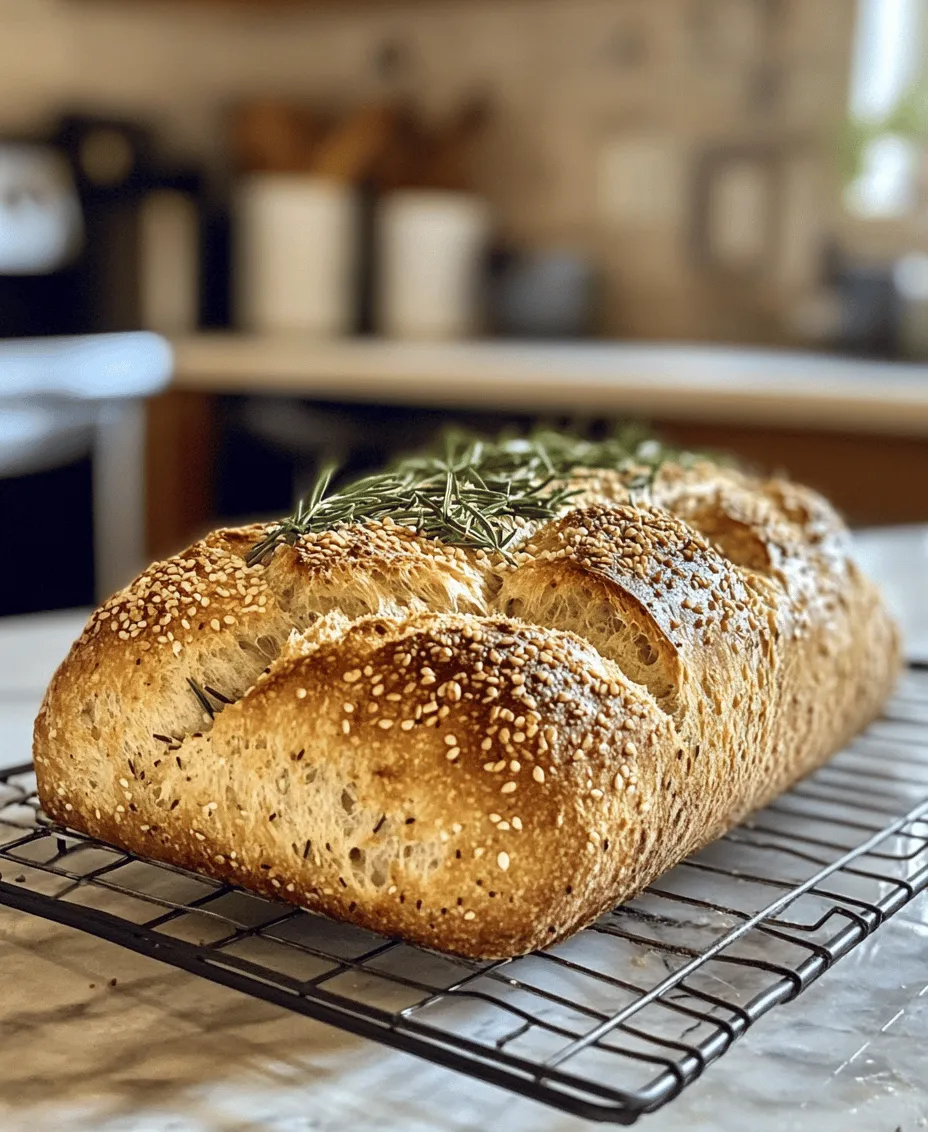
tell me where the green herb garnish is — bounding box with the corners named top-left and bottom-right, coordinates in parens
top-left (245, 426), bottom-right (698, 568)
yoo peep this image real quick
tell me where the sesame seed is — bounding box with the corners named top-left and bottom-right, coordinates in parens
top-left (343, 702), bottom-right (354, 712)
top-left (378, 718), bottom-right (394, 730)
top-left (497, 821), bottom-right (510, 831)
top-left (342, 720), bottom-right (351, 735)
top-left (533, 766), bottom-right (545, 783)
top-left (446, 748), bottom-right (460, 761)
top-left (343, 669), bottom-right (362, 683)
top-left (464, 910), bottom-right (476, 921)
top-left (512, 817), bottom-right (523, 830)
top-left (497, 852), bottom-right (510, 871)
top-left (489, 813), bottom-right (501, 823)
top-left (500, 781), bottom-right (517, 794)
top-left (400, 720), bottom-right (415, 731)
top-left (444, 734), bottom-right (458, 746)
top-left (296, 688), bottom-right (307, 699)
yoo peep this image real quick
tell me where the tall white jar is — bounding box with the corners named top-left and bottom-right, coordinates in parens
top-left (235, 174), bottom-right (358, 336)
top-left (376, 190), bottom-right (492, 340)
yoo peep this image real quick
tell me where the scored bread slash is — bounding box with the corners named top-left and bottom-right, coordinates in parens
top-left (32, 430), bottom-right (900, 959)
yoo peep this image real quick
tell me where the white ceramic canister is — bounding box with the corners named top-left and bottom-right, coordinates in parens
top-left (376, 190), bottom-right (492, 340)
top-left (235, 173), bottom-right (359, 336)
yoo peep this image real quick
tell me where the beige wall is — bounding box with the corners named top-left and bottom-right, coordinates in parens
top-left (0, 0), bottom-right (858, 341)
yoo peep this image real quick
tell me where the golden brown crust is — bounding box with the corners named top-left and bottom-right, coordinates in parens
top-left (34, 459), bottom-right (901, 958)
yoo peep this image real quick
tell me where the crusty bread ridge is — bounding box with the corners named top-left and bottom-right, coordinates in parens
top-left (33, 459), bottom-right (900, 958)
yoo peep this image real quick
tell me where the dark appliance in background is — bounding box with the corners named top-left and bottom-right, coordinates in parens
top-left (0, 115), bottom-right (229, 618)
top-left (822, 245), bottom-right (900, 359)
top-left (54, 114), bottom-right (224, 334)
top-left (0, 112), bottom-right (228, 334)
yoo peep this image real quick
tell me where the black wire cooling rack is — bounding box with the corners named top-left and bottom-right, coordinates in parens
top-left (2, 663), bottom-right (928, 1125)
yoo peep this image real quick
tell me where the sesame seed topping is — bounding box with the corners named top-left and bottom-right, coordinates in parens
top-left (533, 766), bottom-right (546, 783)
top-left (378, 718), bottom-right (394, 730)
top-left (296, 688), bottom-right (307, 699)
top-left (500, 781), bottom-right (517, 794)
top-left (497, 852), bottom-right (510, 871)
top-left (464, 910), bottom-right (476, 921)
top-left (446, 748), bottom-right (461, 761)
top-left (343, 669), bottom-right (362, 683)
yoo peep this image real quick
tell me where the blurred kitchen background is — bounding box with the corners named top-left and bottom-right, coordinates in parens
top-left (2, 0), bottom-right (928, 616)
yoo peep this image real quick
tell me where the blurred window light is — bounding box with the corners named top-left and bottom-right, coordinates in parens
top-left (845, 134), bottom-right (919, 215)
top-left (845, 0), bottom-right (926, 218)
top-left (850, 0), bottom-right (921, 122)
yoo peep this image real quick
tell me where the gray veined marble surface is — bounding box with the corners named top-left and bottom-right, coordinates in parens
top-left (0, 527), bottom-right (926, 1132)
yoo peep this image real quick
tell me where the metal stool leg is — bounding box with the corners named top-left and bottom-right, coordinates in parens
top-left (92, 399), bottom-right (147, 601)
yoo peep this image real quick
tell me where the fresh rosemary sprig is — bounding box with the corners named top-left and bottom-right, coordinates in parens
top-left (245, 427), bottom-right (699, 567)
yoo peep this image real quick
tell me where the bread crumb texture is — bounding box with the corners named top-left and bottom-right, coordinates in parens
top-left (34, 463), bottom-right (900, 958)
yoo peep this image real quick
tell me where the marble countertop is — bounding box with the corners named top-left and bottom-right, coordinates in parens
top-left (173, 337), bottom-right (928, 438)
top-left (1, 527), bottom-right (927, 1132)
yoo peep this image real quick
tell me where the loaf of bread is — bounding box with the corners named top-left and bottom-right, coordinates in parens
top-left (33, 436), bottom-right (900, 959)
